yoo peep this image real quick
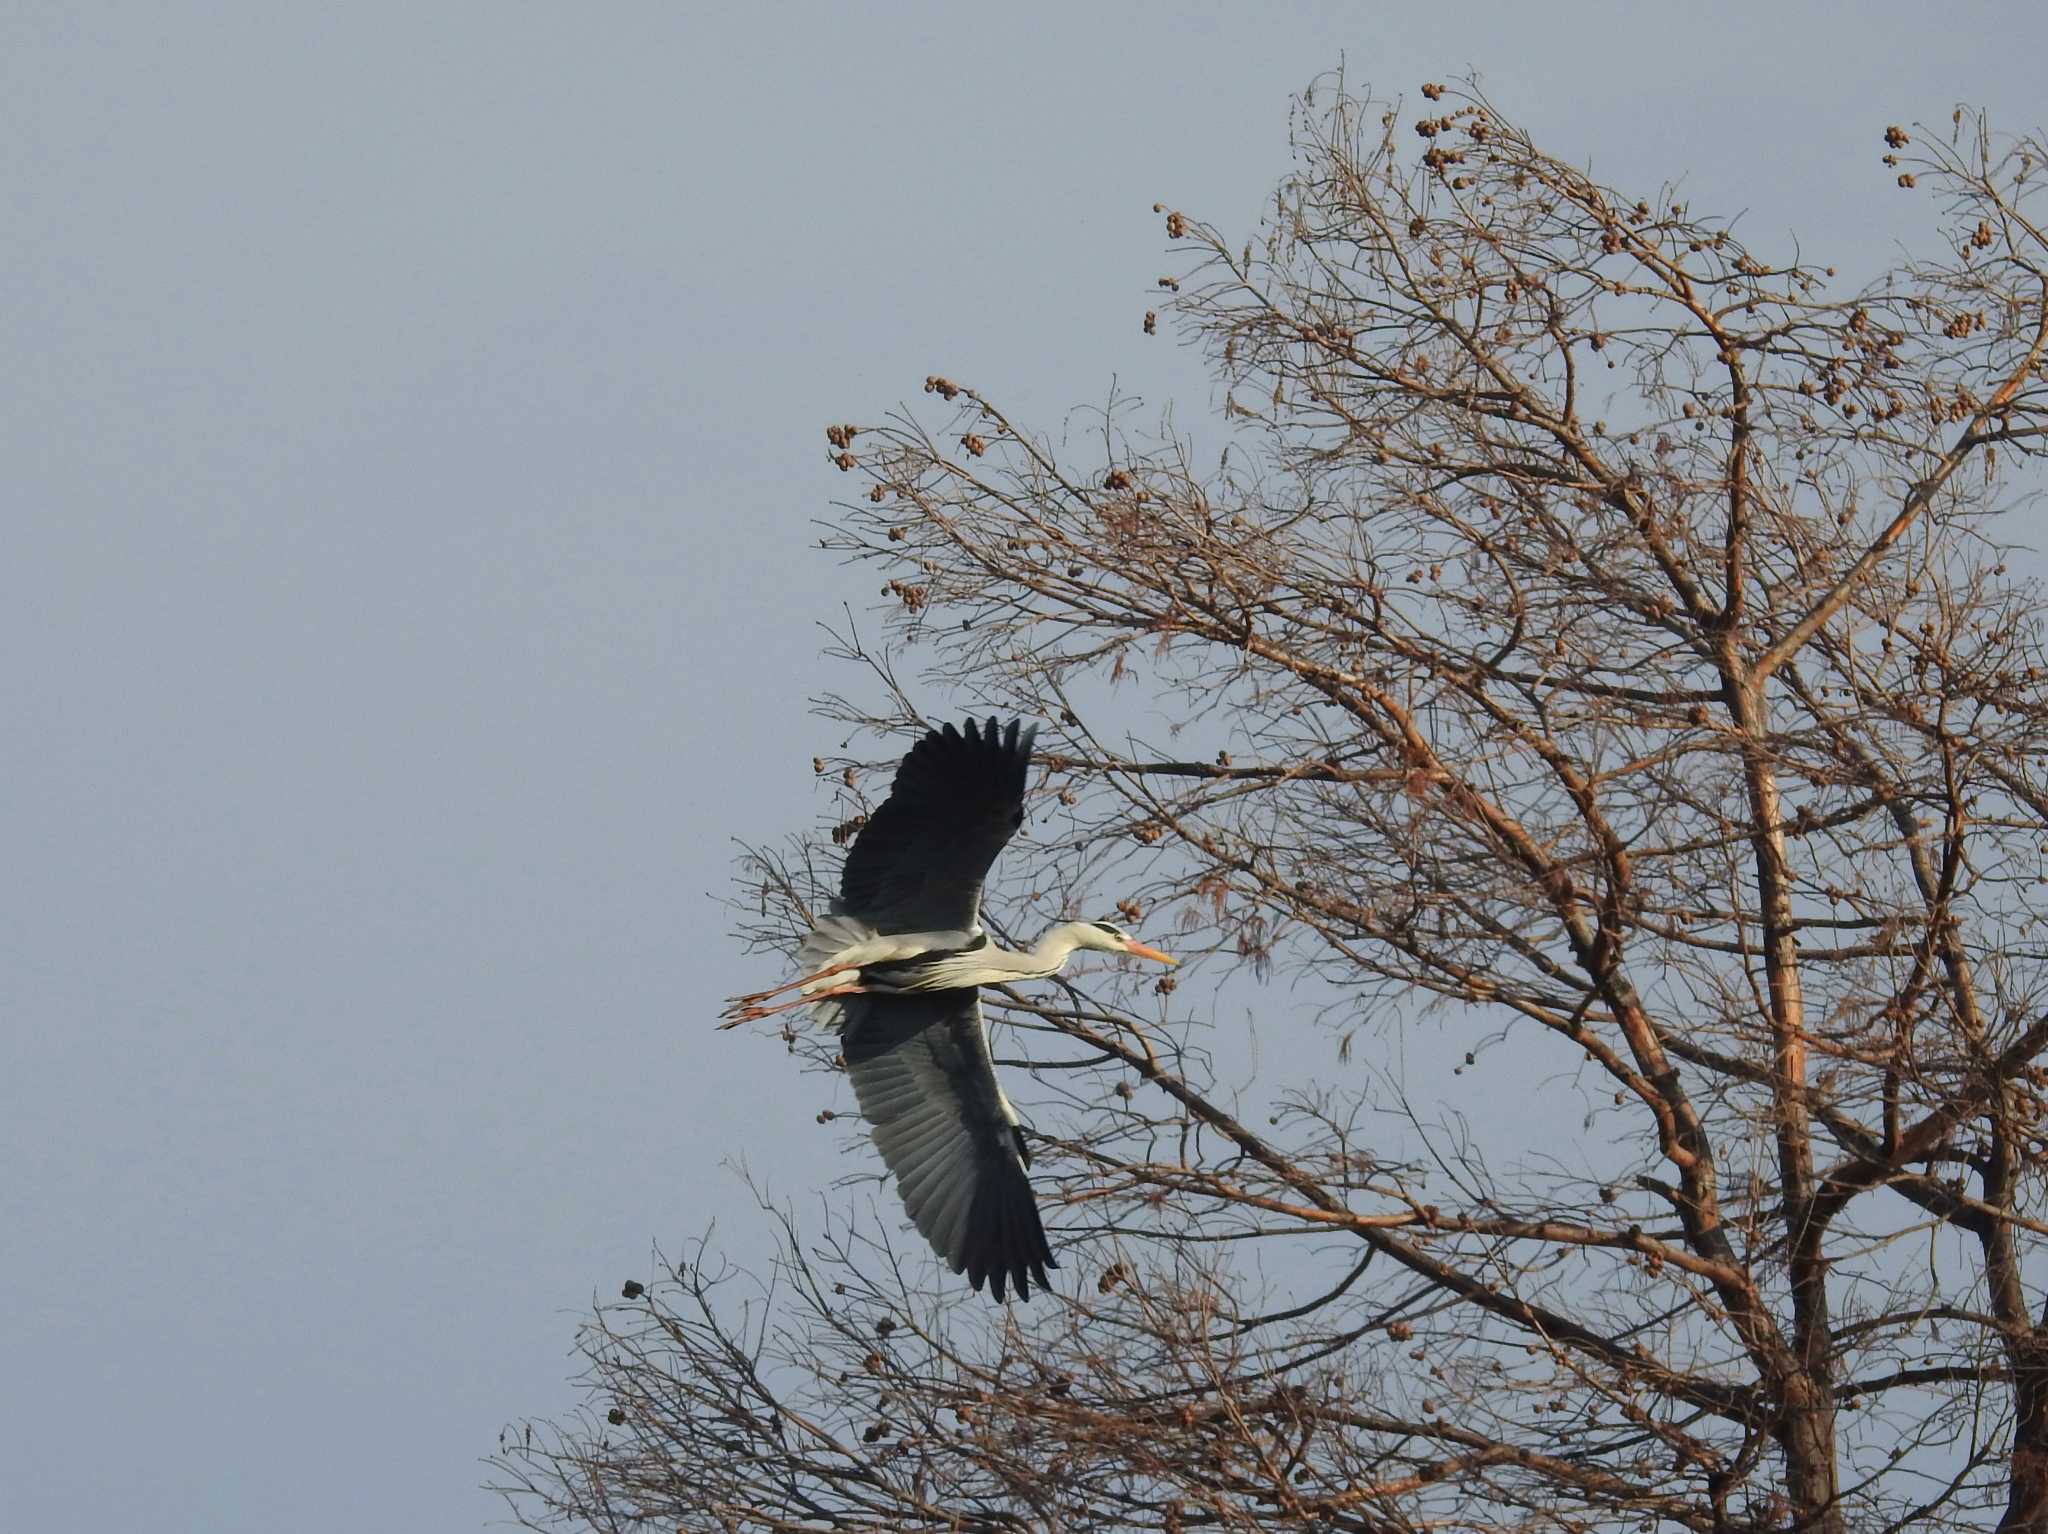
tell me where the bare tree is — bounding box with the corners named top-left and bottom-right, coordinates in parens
top-left (494, 76), bottom-right (2048, 1533)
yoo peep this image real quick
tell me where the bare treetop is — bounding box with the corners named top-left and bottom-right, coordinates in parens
top-left (499, 76), bottom-right (2048, 1534)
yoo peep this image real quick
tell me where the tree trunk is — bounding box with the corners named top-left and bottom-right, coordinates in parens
top-left (2003, 1335), bottom-right (2048, 1533)
top-left (1778, 1372), bottom-right (1844, 1534)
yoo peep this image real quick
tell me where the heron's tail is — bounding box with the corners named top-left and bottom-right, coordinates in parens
top-left (796, 908), bottom-right (879, 983)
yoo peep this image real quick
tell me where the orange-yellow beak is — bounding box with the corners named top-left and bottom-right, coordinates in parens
top-left (1124, 942), bottom-right (1178, 966)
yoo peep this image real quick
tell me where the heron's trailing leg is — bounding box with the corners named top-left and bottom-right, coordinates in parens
top-left (724, 965), bottom-right (858, 1015)
top-left (718, 980), bottom-right (864, 1028)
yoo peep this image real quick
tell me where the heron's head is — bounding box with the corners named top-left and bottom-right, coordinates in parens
top-left (1080, 919), bottom-right (1177, 966)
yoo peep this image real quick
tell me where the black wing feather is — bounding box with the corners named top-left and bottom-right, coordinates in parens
top-left (839, 717), bottom-right (1035, 934)
top-left (836, 989), bottom-right (1056, 1302)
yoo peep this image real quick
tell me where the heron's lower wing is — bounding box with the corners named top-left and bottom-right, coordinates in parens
top-left (837, 990), bottom-right (1055, 1302)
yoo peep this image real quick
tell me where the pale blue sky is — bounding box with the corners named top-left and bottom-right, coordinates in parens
top-left (3, 5), bottom-right (2042, 1530)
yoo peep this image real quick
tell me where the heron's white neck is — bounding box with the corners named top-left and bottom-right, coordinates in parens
top-left (1025, 921), bottom-right (1098, 971)
top-left (883, 921), bottom-right (1110, 992)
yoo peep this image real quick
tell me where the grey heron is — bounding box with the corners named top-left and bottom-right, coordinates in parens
top-left (726, 717), bottom-right (1176, 1301)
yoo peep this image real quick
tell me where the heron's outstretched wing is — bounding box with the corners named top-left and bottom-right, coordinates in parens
top-left (839, 717), bottom-right (1035, 935)
top-left (834, 989), bottom-right (1056, 1302)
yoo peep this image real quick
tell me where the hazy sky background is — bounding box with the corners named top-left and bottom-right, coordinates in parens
top-left (5, 5), bottom-right (2044, 1530)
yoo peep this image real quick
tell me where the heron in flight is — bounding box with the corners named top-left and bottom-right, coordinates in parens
top-left (725, 717), bottom-right (1177, 1301)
